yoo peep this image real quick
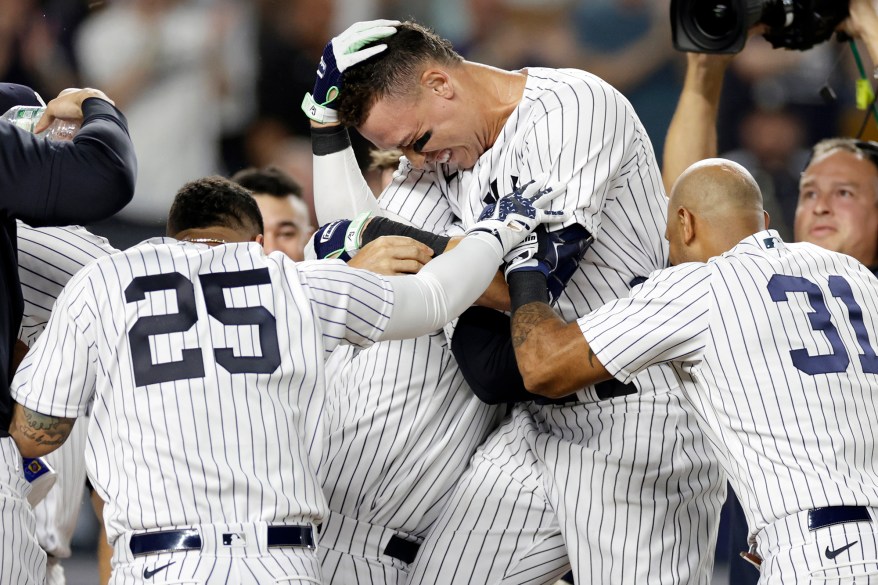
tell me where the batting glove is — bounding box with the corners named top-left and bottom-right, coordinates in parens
top-left (308, 212), bottom-right (372, 261)
top-left (465, 176), bottom-right (570, 258)
top-left (301, 19), bottom-right (400, 124)
top-left (504, 223), bottom-right (593, 305)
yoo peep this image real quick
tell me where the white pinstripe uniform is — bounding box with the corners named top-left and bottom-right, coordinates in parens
top-left (582, 231), bottom-right (878, 584)
top-left (376, 68), bottom-right (725, 584)
top-left (313, 186), bottom-right (504, 582)
top-left (11, 238), bottom-right (404, 585)
top-left (17, 222), bottom-right (119, 585)
top-left (318, 331), bottom-right (503, 584)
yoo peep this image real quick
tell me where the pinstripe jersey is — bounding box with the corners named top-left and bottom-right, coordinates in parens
top-left (18, 222), bottom-right (119, 344)
top-left (379, 66), bottom-right (671, 399)
top-left (16, 222), bottom-right (118, 562)
top-left (11, 238), bottom-right (395, 546)
top-left (321, 332), bottom-right (502, 537)
top-left (582, 230), bottom-right (878, 535)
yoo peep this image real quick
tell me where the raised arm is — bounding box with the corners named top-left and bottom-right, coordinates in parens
top-left (0, 88), bottom-right (136, 225)
top-left (661, 52), bottom-right (731, 193)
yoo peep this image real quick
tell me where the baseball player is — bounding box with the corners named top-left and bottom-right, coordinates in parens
top-left (231, 166), bottom-right (315, 261)
top-left (510, 158), bottom-right (878, 584)
top-left (303, 33), bottom-right (508, 577)
top-left (8, 174), bottom-right (566, 584)
top-left (17, 222), bottom-right (120, 585)
top-left (0, 83), bottom-right (135, 585)
top-left (304, 20), bottom-right (725, 584)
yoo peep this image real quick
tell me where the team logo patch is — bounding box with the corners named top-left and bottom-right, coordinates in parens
top-left (222, 532), bottom-right (247, 547)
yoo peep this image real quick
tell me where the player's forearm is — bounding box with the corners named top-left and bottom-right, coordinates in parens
top-left (508, 273), bottom-right (611, 397)
top-left (508, 303), bottom-right (588, 397)
top-left (662, 54), bottom-right (729, 193)
top-left (381, 236), bottom-right (501, 340)
top-left (9, 403), bottom-right (75, 458)
top-left (311, 125), bottom-right (379, 223)
top-left (444, 237), bottom-right (512, 311)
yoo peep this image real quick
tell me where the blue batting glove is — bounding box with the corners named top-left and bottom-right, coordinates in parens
top-left (466, 174), bottom-right (570, 258)
top-left (504, 224), bottom-right (594, 305)
top-left (302, 19), bottom-right (399, 124)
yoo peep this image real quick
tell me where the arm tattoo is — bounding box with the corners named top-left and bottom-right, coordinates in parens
top-left (12, 406), bottom-right (75, 450)
top-left (511, 302), bottom-right (558, 348)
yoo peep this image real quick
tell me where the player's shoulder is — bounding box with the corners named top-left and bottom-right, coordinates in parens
top-left (17, 221), bottom-right (119, 257)
top-left (523, 67), bottom-right (624, 106)
top-left (630, 262), bottom-right (711, 299)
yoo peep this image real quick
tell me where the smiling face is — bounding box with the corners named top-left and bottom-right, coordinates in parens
top-left (357, 79), bottom-right (486, 171)
top-left (794, 149), bottom-right (878, 267)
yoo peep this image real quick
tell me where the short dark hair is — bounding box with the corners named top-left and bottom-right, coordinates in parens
top-left (230, 166), bottom-right (303, 199)
top-left (337, 21), bottom-right (463, 128)
top-left (167, 176), bottom-right (264, 237)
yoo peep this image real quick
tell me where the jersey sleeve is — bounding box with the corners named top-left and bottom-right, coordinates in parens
top-left (579, 263), bottom-right (713, 383)
top-left (378, 157), bottom-right (461, 234)
top-left (0, 98), bottom-right (135, 226)
top-left (295, 259), bottom-right (395, 355)
top-left (17, 223), bottom-right (119, 344)
top-left (11, 271), bottom-right (99, 418)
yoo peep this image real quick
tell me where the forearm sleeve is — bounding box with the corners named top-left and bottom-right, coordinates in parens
top-left (361, 216), bottom-right (451, 255)
top-left (311, 125), bottom-right (379, 224)
top-left (380, 235), bottom-right (501, 340)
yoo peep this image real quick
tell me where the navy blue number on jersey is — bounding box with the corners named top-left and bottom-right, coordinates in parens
top-left (768, 274), bottom-right (878, 375)
top-left (125, 269), bottom-right (281, 386)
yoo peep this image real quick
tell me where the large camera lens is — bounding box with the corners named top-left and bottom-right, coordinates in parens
top-left (672, 0), bottom-right (769, 54)
top-left (691, 2), bottom-right (738, 40)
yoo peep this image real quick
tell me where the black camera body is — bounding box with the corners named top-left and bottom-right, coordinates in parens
top-left (671, 0), bottom-right (849, 53)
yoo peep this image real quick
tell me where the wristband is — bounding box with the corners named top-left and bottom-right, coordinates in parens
top-left (311, 124), bottom-right (352, 156)
top-left (344, 212), bottom-right (372, 257)
top-left (302, 92), bottom-right (339, 124)
top-left (508, 270), bottom-right (549, 314)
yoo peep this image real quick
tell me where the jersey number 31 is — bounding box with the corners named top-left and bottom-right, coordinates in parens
top-left (768, 274), bottom-right (878, 376)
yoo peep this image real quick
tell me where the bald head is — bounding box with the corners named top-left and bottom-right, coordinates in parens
top-left (666, 159), bottom-right (768, 264)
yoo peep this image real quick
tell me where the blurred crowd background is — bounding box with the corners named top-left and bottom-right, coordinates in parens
top-left (6, 0), bottom-right (875, 579)
top-left (6, 0), bottom-right (873, 249)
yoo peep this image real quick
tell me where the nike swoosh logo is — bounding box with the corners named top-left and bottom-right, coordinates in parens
top-left (143, 561), bottom-right (176, 579)
top-left (825, 541), bottom-right (858, 560)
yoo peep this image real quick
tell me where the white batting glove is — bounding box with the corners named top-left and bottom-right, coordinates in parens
top-left (465, 175), bottom-right (570, 258)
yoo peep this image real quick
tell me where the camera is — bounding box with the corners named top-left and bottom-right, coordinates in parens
top-left (671, 0), bottom-right (849, 53)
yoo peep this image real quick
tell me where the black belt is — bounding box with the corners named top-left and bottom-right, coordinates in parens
top-left (129, 525), bottom-right (315, 556)
top-left (383, 535), bottom-right (420, 564)
top-left (808, 506), bottom-right (873, 531)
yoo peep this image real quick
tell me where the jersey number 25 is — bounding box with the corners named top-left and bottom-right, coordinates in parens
top-left (125, 269), bottom-right (281, 387)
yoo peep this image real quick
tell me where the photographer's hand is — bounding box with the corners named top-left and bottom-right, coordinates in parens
top-left (841, 0), bottom-right (878, 64)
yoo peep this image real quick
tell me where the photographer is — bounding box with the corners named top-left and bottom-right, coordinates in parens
top-left (663, 0), bottom-right (878, 581)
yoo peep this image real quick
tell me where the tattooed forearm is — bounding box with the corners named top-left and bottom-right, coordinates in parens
top-left (10, 404), bottom-right (75, 455)
top-left (511, 302), bottom-right (559, 348)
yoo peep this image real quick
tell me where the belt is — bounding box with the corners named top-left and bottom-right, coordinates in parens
top-left (808, 506), bottom-right (873, 531)
top-left (129, 525), bottom-right (315, 557)
top-left (383, 535), bottom-right (420, 564)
